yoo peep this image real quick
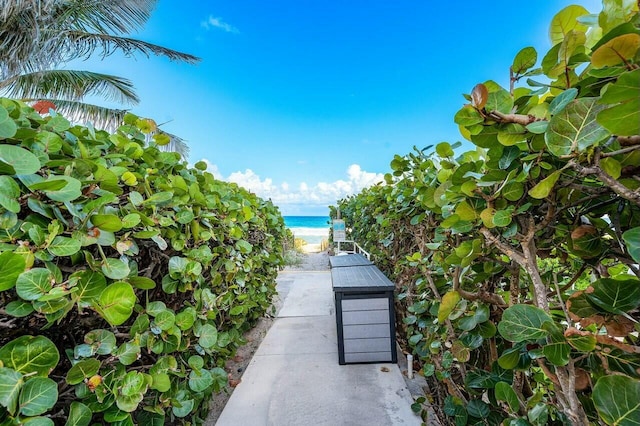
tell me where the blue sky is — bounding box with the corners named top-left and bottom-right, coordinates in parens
top-left (77, 0), bottom-right (600, 215)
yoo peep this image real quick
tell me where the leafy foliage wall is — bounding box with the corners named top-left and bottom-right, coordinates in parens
top-left (333, 2), bottom-right (640, 425)
top-left (0, 99), bottom-right (286, 425)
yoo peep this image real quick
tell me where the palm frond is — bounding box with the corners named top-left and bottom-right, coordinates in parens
top-left (24, 98), bottom-right (129, 131)
top-left (0, 0), bottom-right (57, 21)
top-left (60, 31), bottom-right (200, 64)
top-left (56, 0), bottom-right (157, 35)
top-left (0, 0), bottom-right (199, 79)
top-left (21, 98), bottom-right (190, 158)
top-left (0, 1), bottom-right (59, 78)
top-left (1, 70), bottom-right (139, 105)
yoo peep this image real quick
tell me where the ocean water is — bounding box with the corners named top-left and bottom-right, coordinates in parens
top-left (283, 216), bottom-right (330, 244)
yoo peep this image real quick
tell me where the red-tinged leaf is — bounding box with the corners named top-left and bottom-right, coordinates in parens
top-left (471, 84), bottom-right (489, 109)
top-left (33, 101), bottom-right (56, 114)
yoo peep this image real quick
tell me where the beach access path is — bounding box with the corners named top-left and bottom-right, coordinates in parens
top-left (212, 250), bottom-right (421, 425)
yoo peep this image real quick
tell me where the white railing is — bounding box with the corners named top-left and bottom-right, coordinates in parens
top-left (335, 240), bottom-right (371, 260)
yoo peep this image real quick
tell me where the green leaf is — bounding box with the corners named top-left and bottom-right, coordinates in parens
top-left (115, 342), bottom-right (140, 366)
top-left (172, 395), bottom-right (194, 418)
top-left (73, 271), bottom-right (106, 307)
top-left (498, 305), bottom-right (552, 342)
top-left (566, 331), bottom-right (596, 352)
top-left (0, 336), bottom-right (59, 376)
top-left (512, 47), bottom-right (537, 74)
top-left (35, 131), bottom-right (63, 153)
top-left (16, 268), bottom-right (53, 301)
top-left (528, 170), bottom-right (561, 199)
top-left (154, 310), bottom-right (175, 331)
top-left (436, 142), bottom-right (455, 157)
top-left (0, 251), bottom-right (25, 291)
top-left (42, 176), bottom-right (82, 202)
top-left (467, 399), bottom-right (490, 418)
top-left (455, 201), bottom-right (477, 221)
top-left (597, 98), bottom-right (640, 136)
top-left (66, 359), bottom-right (101, 385)
top-left (121, 213), bottom-right (141, 228)
top-left (600, 157), bottom-right (622, 179)
top-left (587, 277), bottom-right (640, 314)
top-left (198, 324), bottom-right (218, 348)
top-left (28, 178), bottom-right (68, 192)
top-left (0, 176), bottom-right (21, 213)
top-left (498, 347), bottom-right (521, 370)
top-left (210, 367), bottom-right (228, 392)
top-left (502, 182), bottom-right (524, 201)
top-left (47, 236), bottom-right (82, 256)
top-left (236, 240), bottom-right (253, 254)
top-left (545, 98), bottom-right (610, 157)
top-left (0, 144), bottom-right (40, 175)
top-left (593, 375), bottom-right (640, 426)
top-left (5, 300), bottom-right (35, 317)
top-left (188, 369), bottom-right (213, 392)
top-left (623, 228), bottom-right (640, 263)
top-left (175, 308), bottom-right (197, 331)
top-left (128, 276), bottom-right (155, 290)
top-left (19, 377), bottom-right (57, 416)
top-left (492, 210), bottom-right (512, 227)
top-left (0, 367), bottom-right (23, 415)
top-left (548, 88), bottom-right (578, 115)
top-left (485, 85), bottom-right (513, 114)
top-left (454, 106), bottom-right (484, 126)
top-left (526, 121), bottom-right (548, 134)
top-left (549, 5), bottom-right (589, 45)
top-left (591, 34), bottom-right (640, 68)
top-left (91, 214), bottom-right (123, 232)
top-left (176, 209), bottom-right (194, 224)
top-left (98, 282), bottom-right (136, 326)
top-left (151, 373), bottom-right (171, 392)
top-left (120, 371), bottom-right (147, 396)
top-left (101, 258), bottom-right (130, 280)
top-left (22, 417), bottom-right (54, 426)
top-left (129, 191), bottom-right (144, 206)
top-left (85, 329), bottom-right (116, 355)
top-left (499, 146), bottom-right (520, 169)
top-left (0, 105), bottom-right (18, 138)
top-left (65, 402), bottom-right (93, 426)
top-left (542, 340), bottom-right (571, 366)
top-left (600, 69), bottom-right (640, 105)
top-left (142, 191), bottom-right (173, 205)
top-left (438, 291), bottom-right (461, 324)
top-left (495, 381), bottom-right (520, 412)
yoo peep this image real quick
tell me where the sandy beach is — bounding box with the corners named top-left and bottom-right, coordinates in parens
top-left (302, 243), bottom-right (322, 253)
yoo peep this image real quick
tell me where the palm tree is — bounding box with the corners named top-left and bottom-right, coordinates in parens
top-left (0, 0), bottom-right (200, 156)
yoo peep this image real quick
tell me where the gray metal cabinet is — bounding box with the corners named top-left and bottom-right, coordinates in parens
top-left (330, 261), bottom-right (397, 365)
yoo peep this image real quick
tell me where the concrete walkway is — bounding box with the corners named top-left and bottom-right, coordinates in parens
top-left (215, 269), bottom-right (421, 426)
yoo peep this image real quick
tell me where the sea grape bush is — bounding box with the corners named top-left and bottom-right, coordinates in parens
top-left (0, 99), bottom-right (287, 425)
top-left (333, 2), bottom-right (640, 425)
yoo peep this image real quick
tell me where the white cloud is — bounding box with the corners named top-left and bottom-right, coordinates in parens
top-left (196, 159), bottom-right (384, 214)
top-left (201, 16), bottom-right (239, 33)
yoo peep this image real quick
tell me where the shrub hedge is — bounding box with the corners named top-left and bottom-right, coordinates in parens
top-left (0, 99), bottom-right (287, 425)
top-left (333, 2), bottom-right (640, 425)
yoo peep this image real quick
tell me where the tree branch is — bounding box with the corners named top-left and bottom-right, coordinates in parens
top-left (617, 135), bottom-right (640, 146)
top-left (572, 158), bottom-right (640, 208)
top-left (601, 144), bottom-right (640, 158)
top-left (480, 227), bottom-right (526, 265)
top-left (488, 110), bottom-right (540, 126)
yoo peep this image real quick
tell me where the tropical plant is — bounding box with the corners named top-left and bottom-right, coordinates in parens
top-left (0, 0), bottom-right (199, 156)
top-left (0, 98), bottom-right (286, 424)
top-left (333, 1), bottom-right (640, 424)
